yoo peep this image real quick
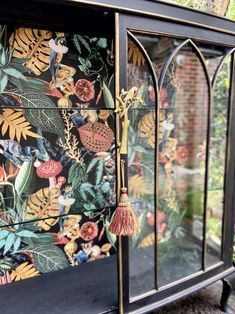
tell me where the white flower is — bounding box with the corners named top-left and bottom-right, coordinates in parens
top-left (163, 120), bottom-right (174, 131)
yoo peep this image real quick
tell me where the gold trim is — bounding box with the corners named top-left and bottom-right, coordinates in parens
top-left (130, 261), bottom-right (225, 303)
top-left (69, 0), bottom-right (235, 36)
top-left (115, 12), bottom-right (124, 314)
top-left (127, 28), bottom-right (234, 50)
top-left (129, 266), bottom-right (234, 313)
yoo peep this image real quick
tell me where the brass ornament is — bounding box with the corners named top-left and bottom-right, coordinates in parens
top-left (116, 87), bottom-right (145, 154)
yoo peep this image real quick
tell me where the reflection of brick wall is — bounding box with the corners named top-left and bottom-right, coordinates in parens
top-left (174, 52), bottom-right (210, 163)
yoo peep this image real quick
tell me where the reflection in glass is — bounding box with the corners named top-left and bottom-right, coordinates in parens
top-left (127, 38), bottom-right (156, 297)
top-left (206, 56), bottom-right (231, 266)
top-left (156, 43), bottom-right (209, 285)
top-left (128, 108), bottom-right (156, 297)
top-left (127, 33), bottom-right (231, 294)
top-left (198, 43), bottom-right (226, 80)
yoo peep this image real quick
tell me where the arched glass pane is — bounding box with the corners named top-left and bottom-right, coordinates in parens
top-left (198, 42), bottom-right (231, 82)
top-left (127, 37), bottom-right (156, 298)
top-left (206, 55), bottom-right (231, 266)
top-left (158, 43), bottom-right (209, 286)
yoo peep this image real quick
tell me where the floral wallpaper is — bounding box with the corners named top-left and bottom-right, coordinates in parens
top-left (0, 26), bottom-right (116, 285)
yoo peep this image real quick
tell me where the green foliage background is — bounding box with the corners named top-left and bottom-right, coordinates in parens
top-left (166, 0), bottom-right (235, 19)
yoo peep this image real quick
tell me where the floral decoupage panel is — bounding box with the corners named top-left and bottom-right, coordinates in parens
top-left (0, 26), bottom-right (117, 286)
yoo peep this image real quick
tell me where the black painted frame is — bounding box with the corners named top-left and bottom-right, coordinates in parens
top-left (0, 1), bottom-right (234, 314)
top-left (118, 12), bottom-right (235, 314)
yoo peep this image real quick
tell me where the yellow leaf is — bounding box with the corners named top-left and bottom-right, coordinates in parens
top-left (0, 109), bottom-right (42, 141)
top-left (9, 28), bottom-right (62, 75)
top-left (128, 42), bottom-right (145, 66)
top-left (138, 233), bottom-right (155, 248)
top-left (129, 174), bottom-right (150, 198)
top-left (24, 187), bottom-right (62, 230)
top-left (10, 262), bottom-right (39, 281)
top-left (138, 111), bottom-right (165, 148)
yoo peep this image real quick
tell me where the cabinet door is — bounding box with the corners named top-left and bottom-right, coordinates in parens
top-left (117, 14), bottom-right (235, 313)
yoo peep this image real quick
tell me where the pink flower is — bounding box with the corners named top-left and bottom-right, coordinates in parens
top-left (160, 88), bottom-right (169, 109)
top-left (0, 164), bottom-right (6, 182)
top-left (157, 211), bottom-right (167, 235)
top-left (75, 79), bottom-right (95, 101)
top-left (176, 146), bottom-right (189, 164)
top-left (148, 85), bottom-right (155, 102)
top-left (80, 222), bottom-right (98, 241)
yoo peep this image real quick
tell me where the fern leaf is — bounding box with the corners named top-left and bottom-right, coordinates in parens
top-left (0, 108), bottom-right (42, 141)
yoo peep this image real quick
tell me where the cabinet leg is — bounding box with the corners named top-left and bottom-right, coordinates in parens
top-left (220, 271), bottom-right (235, 313)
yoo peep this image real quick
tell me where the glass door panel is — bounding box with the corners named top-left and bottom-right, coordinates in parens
top-left (206, 53), bottom-right (232, 266)
top-left (126, 31), bottom-right (231, 298)
top-left (127, 36), bottom-right (156, 298)
top-left (156, 41), bottom-right (210, 285)
top-left (118, 13), bottom-right (235, 313)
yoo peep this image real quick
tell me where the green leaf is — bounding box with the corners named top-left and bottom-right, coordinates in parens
top-left (4, 232), bottom-right (15, 254)
top-left (0, 73), bottom-right (8, 93)
top-left (80, 183), bottom-right (95, 201)
top-left (17, 78), bottom-right (50, 93)
top-left (1, 48), bottom-right (7, 66)
top-left (72, 35), bottom-right (81, 54)
top-left (0, 239), bottom-right (5, 249)
top-left (16, 230), bottom-right (38, 238)
top-left (15, 160), bottom-right (34, 196)
top-left (13, 236), bottom-right (21, 252)
top-left (0, 229), bottom-right (10, 239)
top-left (77, 35), bottom-right (91, 53)
top-left (86, 157), bottom-right (99, 173)
top-left (2, 67), bottom-right (27, 81)
top-left (19, 244), bottom-right (69, 273)
top-left (105, 219), bottom-right (117, 250)
top-left (100, 182), bottom-right (110, 193)
top-left (84, 203), bottom-right (96, 211)
top-left (78, 57), bottom-right (85, 63)
top-left (134, 145), bottom-right (147, 153)
top-left (68, 162), bottom-right (87, 190)
top-left (8, 89), bottom-right (65, 138)
top-left (78, 64), bottom-right (87, 72)
top-left (96, 158), bottom-right (104, 185)
top-left (96, 38), bottom-right (107, 49)
top-left (32, 233), bottom-right (57, 244)
top-left (10, 62), bottom-right (31, 74)
top-left (102, 82), bottom-right (114, 108)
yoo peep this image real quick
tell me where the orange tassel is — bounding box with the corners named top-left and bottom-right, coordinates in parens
top-left (109, 160), bottom-right (140, 236)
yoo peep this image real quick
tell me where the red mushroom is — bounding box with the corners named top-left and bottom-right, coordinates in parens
top-left (36, 160), bottom-right (62, 188)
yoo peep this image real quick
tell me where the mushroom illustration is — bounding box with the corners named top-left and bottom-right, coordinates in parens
top-left (36, 160), bottom-right (62, 188)
top-left (101, 243), bottom-right (112, 257)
